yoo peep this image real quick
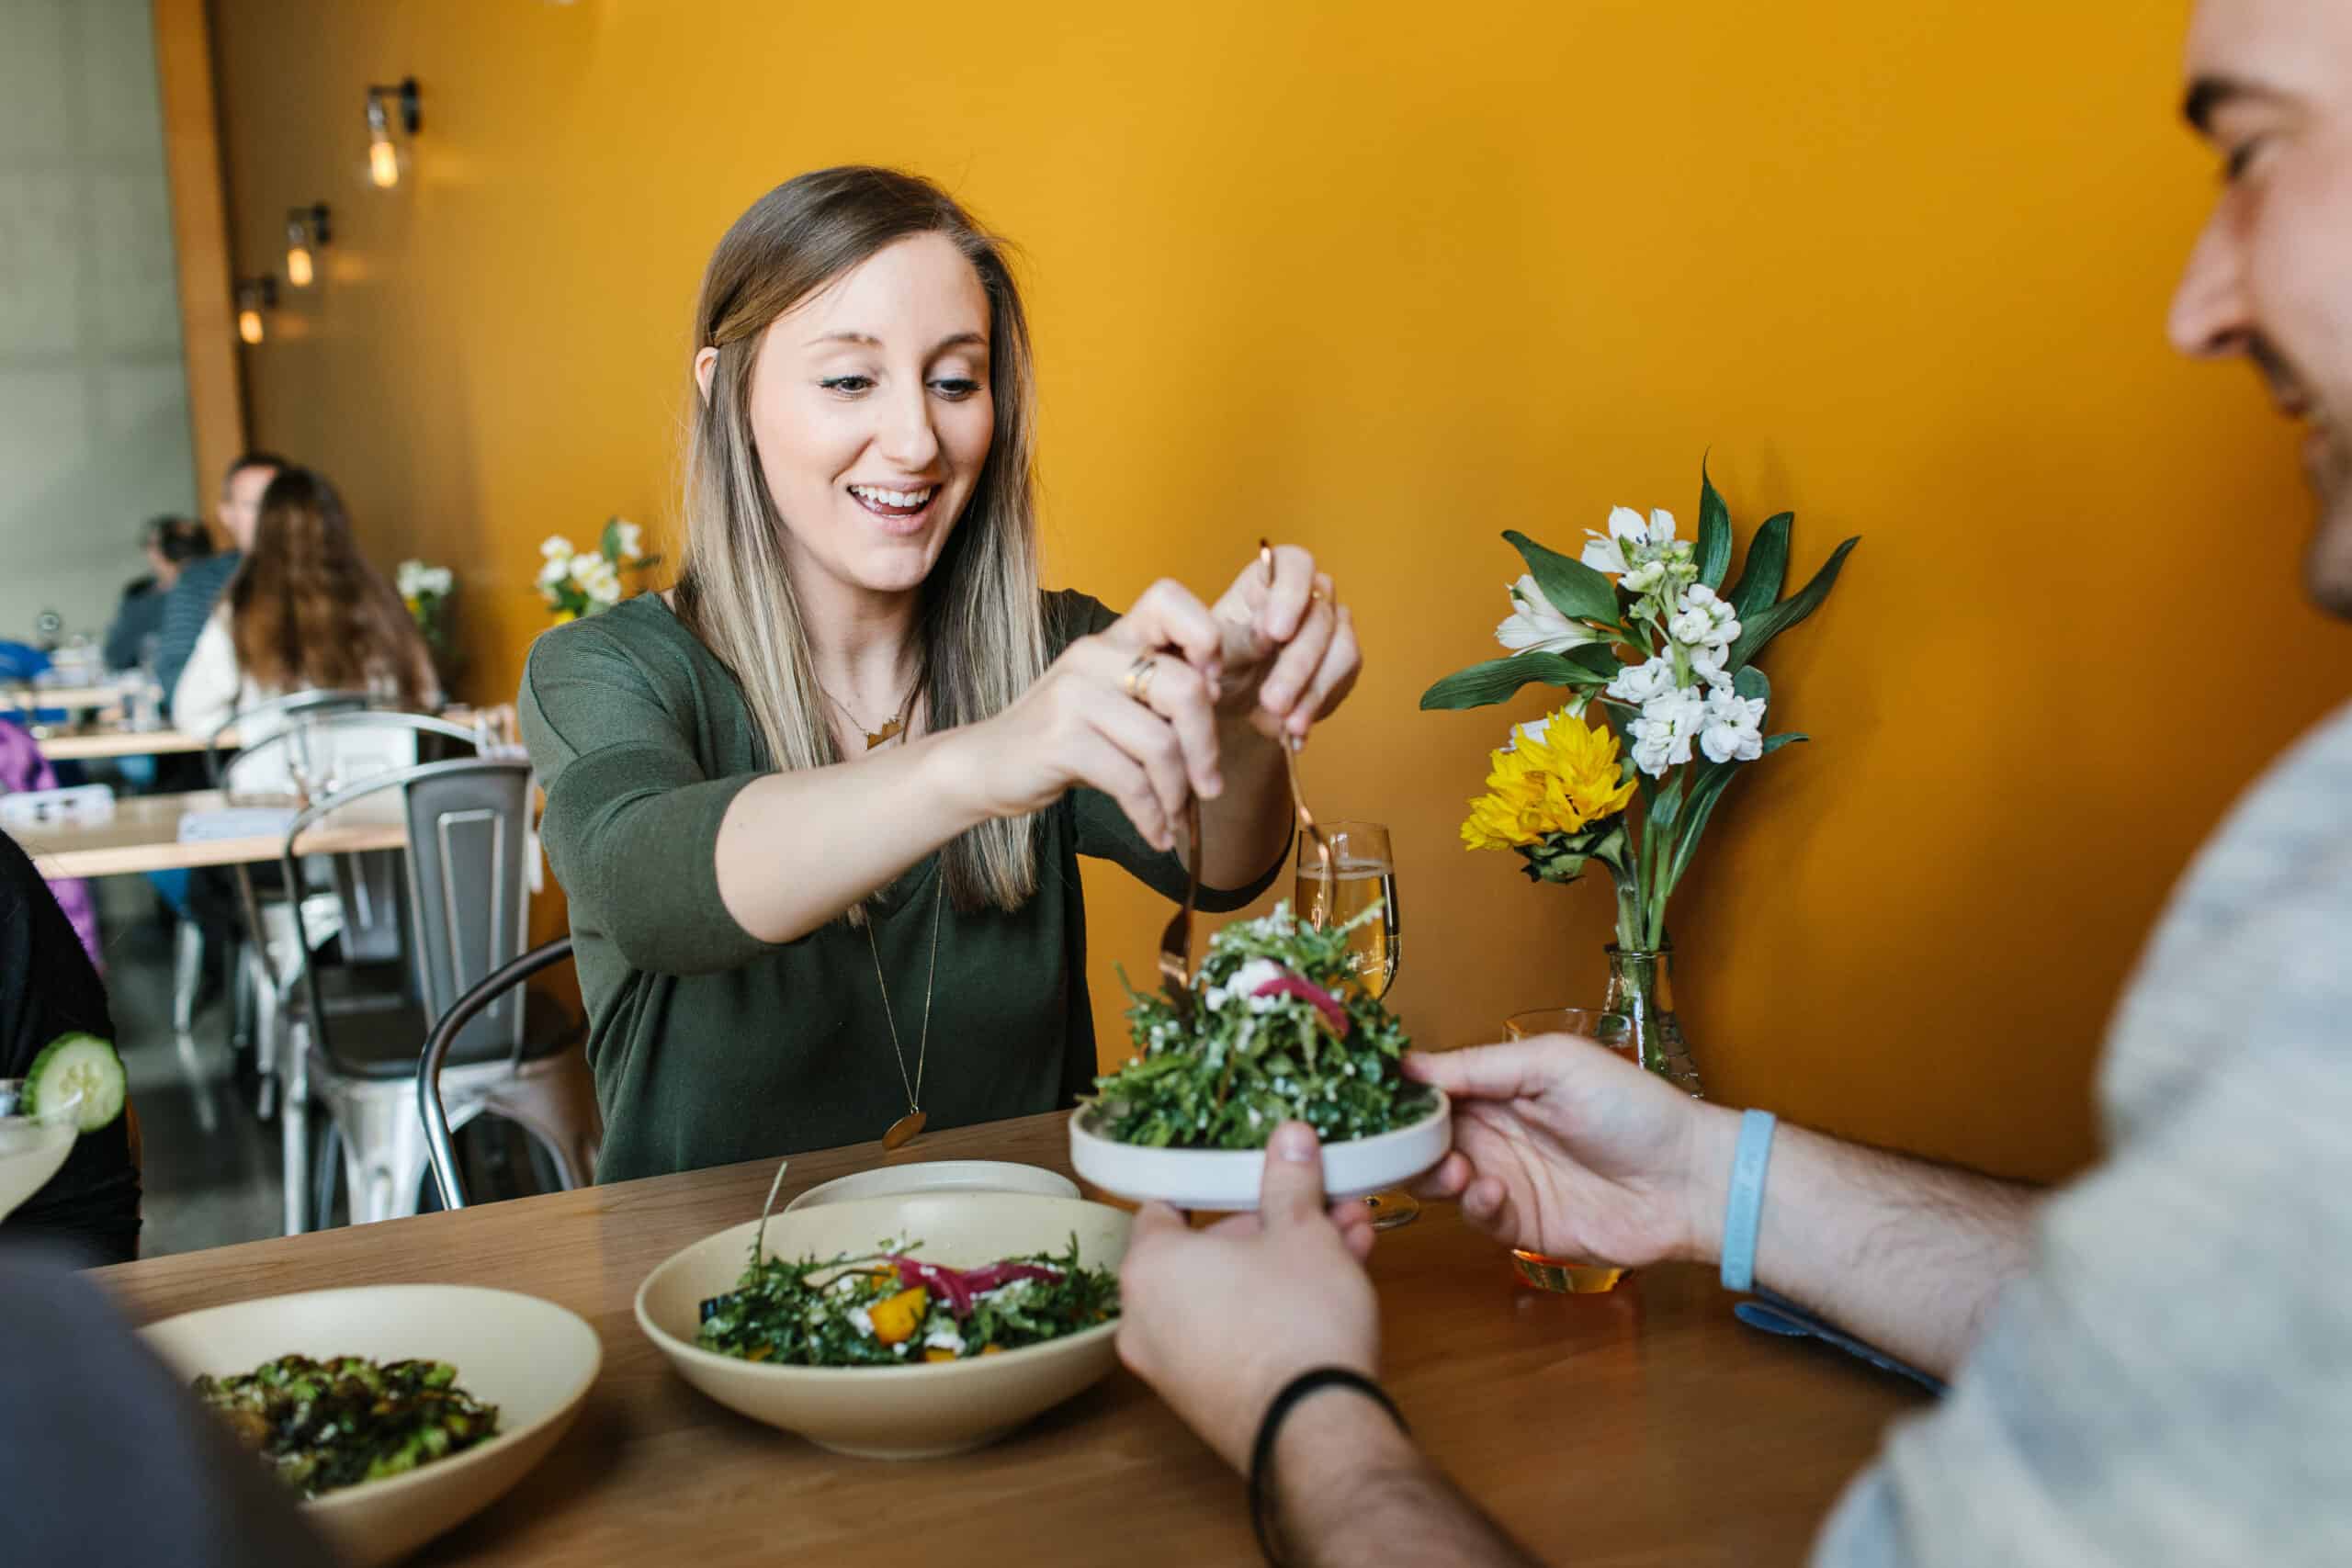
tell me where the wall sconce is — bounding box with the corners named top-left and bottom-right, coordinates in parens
top-left (365, 77), bottom-right (422, 189)
top-left (284, 203), bottom-right (330, 288)
top-left (234, 276), bottom-right (277, 345)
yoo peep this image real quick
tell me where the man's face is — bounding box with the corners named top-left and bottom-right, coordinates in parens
top-left (2172, 2), bottom-right (2352, 617)
top-left (219, 464), bottom-right (275, 553)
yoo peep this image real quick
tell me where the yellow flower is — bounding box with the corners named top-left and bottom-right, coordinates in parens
top-left (550, 608), bottom-right (578, 625)
top-left (1461, 709), bottom-right (1637, 852)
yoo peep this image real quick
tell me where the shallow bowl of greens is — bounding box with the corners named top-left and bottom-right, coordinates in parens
top-left (634, 1191), bottom-right (1131, 1460)
top-left (139, 1284), bottom-right (600, 1568)
top-left (1070, 1088), bottom-right (1451, 1211)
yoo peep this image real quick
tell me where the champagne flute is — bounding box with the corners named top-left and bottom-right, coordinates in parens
top-left (1295, 821), bottom-right (1416, 1229)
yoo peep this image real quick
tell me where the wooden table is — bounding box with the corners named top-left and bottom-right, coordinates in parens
top-left (94, 1112), bottom-right (1922, 1566)
top-left (16, 788), bottom-right (406, 878)
top-left (38, 725), bottom-right (224, 762)
top-left (7, 681), bottom-right (121, 712)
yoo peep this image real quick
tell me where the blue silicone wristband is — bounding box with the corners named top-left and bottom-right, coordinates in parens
top-left (1719, 1109), bottom-right (1778, 1293)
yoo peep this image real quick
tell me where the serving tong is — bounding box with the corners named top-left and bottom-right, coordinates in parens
top-left (1153, 542), bottom-right (1338, 1021)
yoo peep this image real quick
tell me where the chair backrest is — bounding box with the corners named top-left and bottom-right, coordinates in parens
top-left (221, 706), bottom-right (479, 802)
top-left (418, 936), bottom-right (574, 1211)
top-left (204, 689), bottom-right (374, 788)
top-left (278, 758), bottom-right (536, 1077)
top-left (232, 709), bottom-right (484, 979)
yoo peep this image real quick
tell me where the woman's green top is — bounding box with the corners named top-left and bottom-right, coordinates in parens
top-left (517, 591), bottom-right (1281, 1182)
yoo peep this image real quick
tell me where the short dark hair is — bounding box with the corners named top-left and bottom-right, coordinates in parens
top-left (143, 515), bottom-right (215, 564)
top-left (225, 450), bottom-right (290, 483)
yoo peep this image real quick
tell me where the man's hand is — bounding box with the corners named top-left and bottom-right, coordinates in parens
top-left (1407, 1033), bottom-right (1733, 1269)
top-left (1115, 1122), bottom-right (1381, 1471)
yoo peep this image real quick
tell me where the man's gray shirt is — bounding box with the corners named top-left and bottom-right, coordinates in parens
top-left (1816, 700), bottom-right (2352, 1564)
top-left (154, 551), bottom-right (238, 716)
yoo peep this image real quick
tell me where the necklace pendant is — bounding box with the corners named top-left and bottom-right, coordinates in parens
top-left (865, 718), bottom-right (902, 750)
top-left (883, 1110), bottom-right (927, 1150)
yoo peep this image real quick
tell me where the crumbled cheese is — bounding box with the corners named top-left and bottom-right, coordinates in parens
top-left (833, 1276), bottom-right (860, 1294)
top-left (847, 1305), bottom-right (875, 1337)
top-left (893, 1341), bottom-right (910, 1356)
top-left (923, 1327), bottom-right (967, 1355)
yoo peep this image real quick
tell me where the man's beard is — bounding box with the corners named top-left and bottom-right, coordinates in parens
top-left (2303, 424), bottom-right (2352, 618)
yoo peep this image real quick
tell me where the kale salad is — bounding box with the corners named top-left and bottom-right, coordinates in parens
top-left (1083, 902), bottom-right (1431, 1149)
top-left (696, 1235), bottom-right (1120, 1367)
top-left (193, 1355), bottom-right (500, 1499)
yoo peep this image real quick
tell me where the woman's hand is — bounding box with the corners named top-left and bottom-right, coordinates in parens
top-left (1210, 544), bottom-right (1362, 740)
top-left (955, 580), bottom-right (1230, 852)
top-left (1404, 1035), bottom-right (1732, 1269)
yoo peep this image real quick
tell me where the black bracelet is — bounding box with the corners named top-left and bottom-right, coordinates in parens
top-left (1248, 1367), bottom-right (1408, 1567)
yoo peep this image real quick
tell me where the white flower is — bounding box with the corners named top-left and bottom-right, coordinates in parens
top-left (397, 559), bottom-right (427, 597)
top-left (540, 535), bottom-right (574, 561)
top-left (1494, 574), bottom-right (1595, 655)
top-left (1623, 560), bottom-right (1668, 595)
top-left (1688, 644), bottom-right (1733, 691)
top-left (537, 556), bottom-right (571, 590)
top-left (421, 566), bottom-right (452, 596)
top-left (568, 551), bottom-right (602, 584)
top-left (1627, 687), bottom-right (1707, 778)
top-left (1699, 684), bottom-right (1768, 764)
top-left (1667, 584), bottom-right (1740, 653)
top-left (612, 520), bottom-right (644, 561)
top-left (1605, 654), bottom-right (1679, 705)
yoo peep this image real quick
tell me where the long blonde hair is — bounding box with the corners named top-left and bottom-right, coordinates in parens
top-left (673, 166), bottom-right (1050, 914)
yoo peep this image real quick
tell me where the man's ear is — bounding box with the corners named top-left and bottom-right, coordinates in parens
top-left (694, 345), bottom-right (719, 403)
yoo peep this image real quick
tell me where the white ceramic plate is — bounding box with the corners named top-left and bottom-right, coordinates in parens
top-left (637, 1191), bottom-right (1128, 1460)
top-left (141, 1284), bottom-right (600, 1568)
top-left (784, 1159), bottom-right (1080, 1213)
top-left (1068, 1089), bottom-right (1453, 1211)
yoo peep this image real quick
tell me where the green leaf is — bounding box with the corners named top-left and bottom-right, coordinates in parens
top-left (1760, 731), bottom-right (1807, 754)
top-left (1502, 530), bottom-right (1621, 628)
top-left (1419, 652), bottom-right (1614, 711)
top-left (1726, 536), bottom-right (1860, 669)
top-left (1725, 512), bottom-right (1793, 621)
top-left (599, 516), bottom-right (623, 561)
top-left (1661, 760), bottom-right (1740, 900)
top-left (1696, 460), bottom-right (1733, 590)
top-left (1733, 664), bottom-right (1770, 704)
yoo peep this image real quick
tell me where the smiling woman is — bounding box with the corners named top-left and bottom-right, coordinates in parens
top-left (518, 167), bottom-right (1363, 1179)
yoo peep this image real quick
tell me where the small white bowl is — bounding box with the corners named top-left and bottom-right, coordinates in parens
top-left (1069, 1089), bottom-right (1453, 1211)
top-left (785, 1159), bottom-right (1079, 1213)
top-left (637, 1191), bottom-right (1129, 1460)
top-left (140, 1284), bottom-right (599, 1568)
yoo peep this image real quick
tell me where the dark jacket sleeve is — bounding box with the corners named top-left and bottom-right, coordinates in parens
top-left (0, 1252), bottom-right (338, 1567)
top-left (0, 831), bottom-right (141, 1263)
top-left (102, 580), bottom-right (164, 671)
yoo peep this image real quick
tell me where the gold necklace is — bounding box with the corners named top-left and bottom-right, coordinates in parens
top-left (820, 673), bottom-right (922, 750)
top-left (866, 874), bottom-right (945, 1150)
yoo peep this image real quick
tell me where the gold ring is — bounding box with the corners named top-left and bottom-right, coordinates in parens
top-left (1121, 655), bottom-right (1159, 704)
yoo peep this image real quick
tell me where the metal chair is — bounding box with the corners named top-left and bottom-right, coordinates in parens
top-left (202, 688), bottom-right (378, 790)
top-left (172, 691), bottom-right (374, 1044)
top-left (227, 709), bottom-right (483, 1119)
top-left (277, 758), bottom-right (594, 1229)
top-left (420, 937), bottom-right (599, 1211)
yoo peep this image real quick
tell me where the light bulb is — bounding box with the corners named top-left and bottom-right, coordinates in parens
top-left (237, 307), bottom-right (264, 345)
top-left (369, 132), bottom-right (400, 189)
top-left (287, 243), bottom-right (313, 288)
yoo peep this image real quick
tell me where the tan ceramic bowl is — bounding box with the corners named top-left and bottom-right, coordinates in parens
top-left (140, 1284), bottom-right (600, 1568)
top-left (636, 1191), bottom-right (1130, 1460)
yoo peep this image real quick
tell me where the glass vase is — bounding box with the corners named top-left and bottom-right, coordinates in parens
top-left (1604, 943), bottom-right (1702, 1097)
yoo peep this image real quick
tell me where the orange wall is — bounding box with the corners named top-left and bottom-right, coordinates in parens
top-left (207, 0), bottom-right (2348, 1182)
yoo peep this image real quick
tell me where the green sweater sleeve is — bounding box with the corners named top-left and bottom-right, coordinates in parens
top-left (1050, 591), bottom-right (1290, 913)
top-left (518, 620), bottom-right (778, 976)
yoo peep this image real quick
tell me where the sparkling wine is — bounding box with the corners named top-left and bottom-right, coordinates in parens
top-left (1295, 857), bottom-right (1400, 999)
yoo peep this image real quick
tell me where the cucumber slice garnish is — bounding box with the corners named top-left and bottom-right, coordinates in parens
top-left (24, 1032), bottom-right (126, 1134)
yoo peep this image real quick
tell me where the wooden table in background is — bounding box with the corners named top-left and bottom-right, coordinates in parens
top-left (37, 725), bottom-right (226, 762)
top-left (15, 788), bottom-right (406, 878)
top-left (94, 1112), bottom-right (1922, 1567)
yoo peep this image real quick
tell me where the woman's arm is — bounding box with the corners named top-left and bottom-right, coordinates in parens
top-left (169, 612), bottom-right (240, 741)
